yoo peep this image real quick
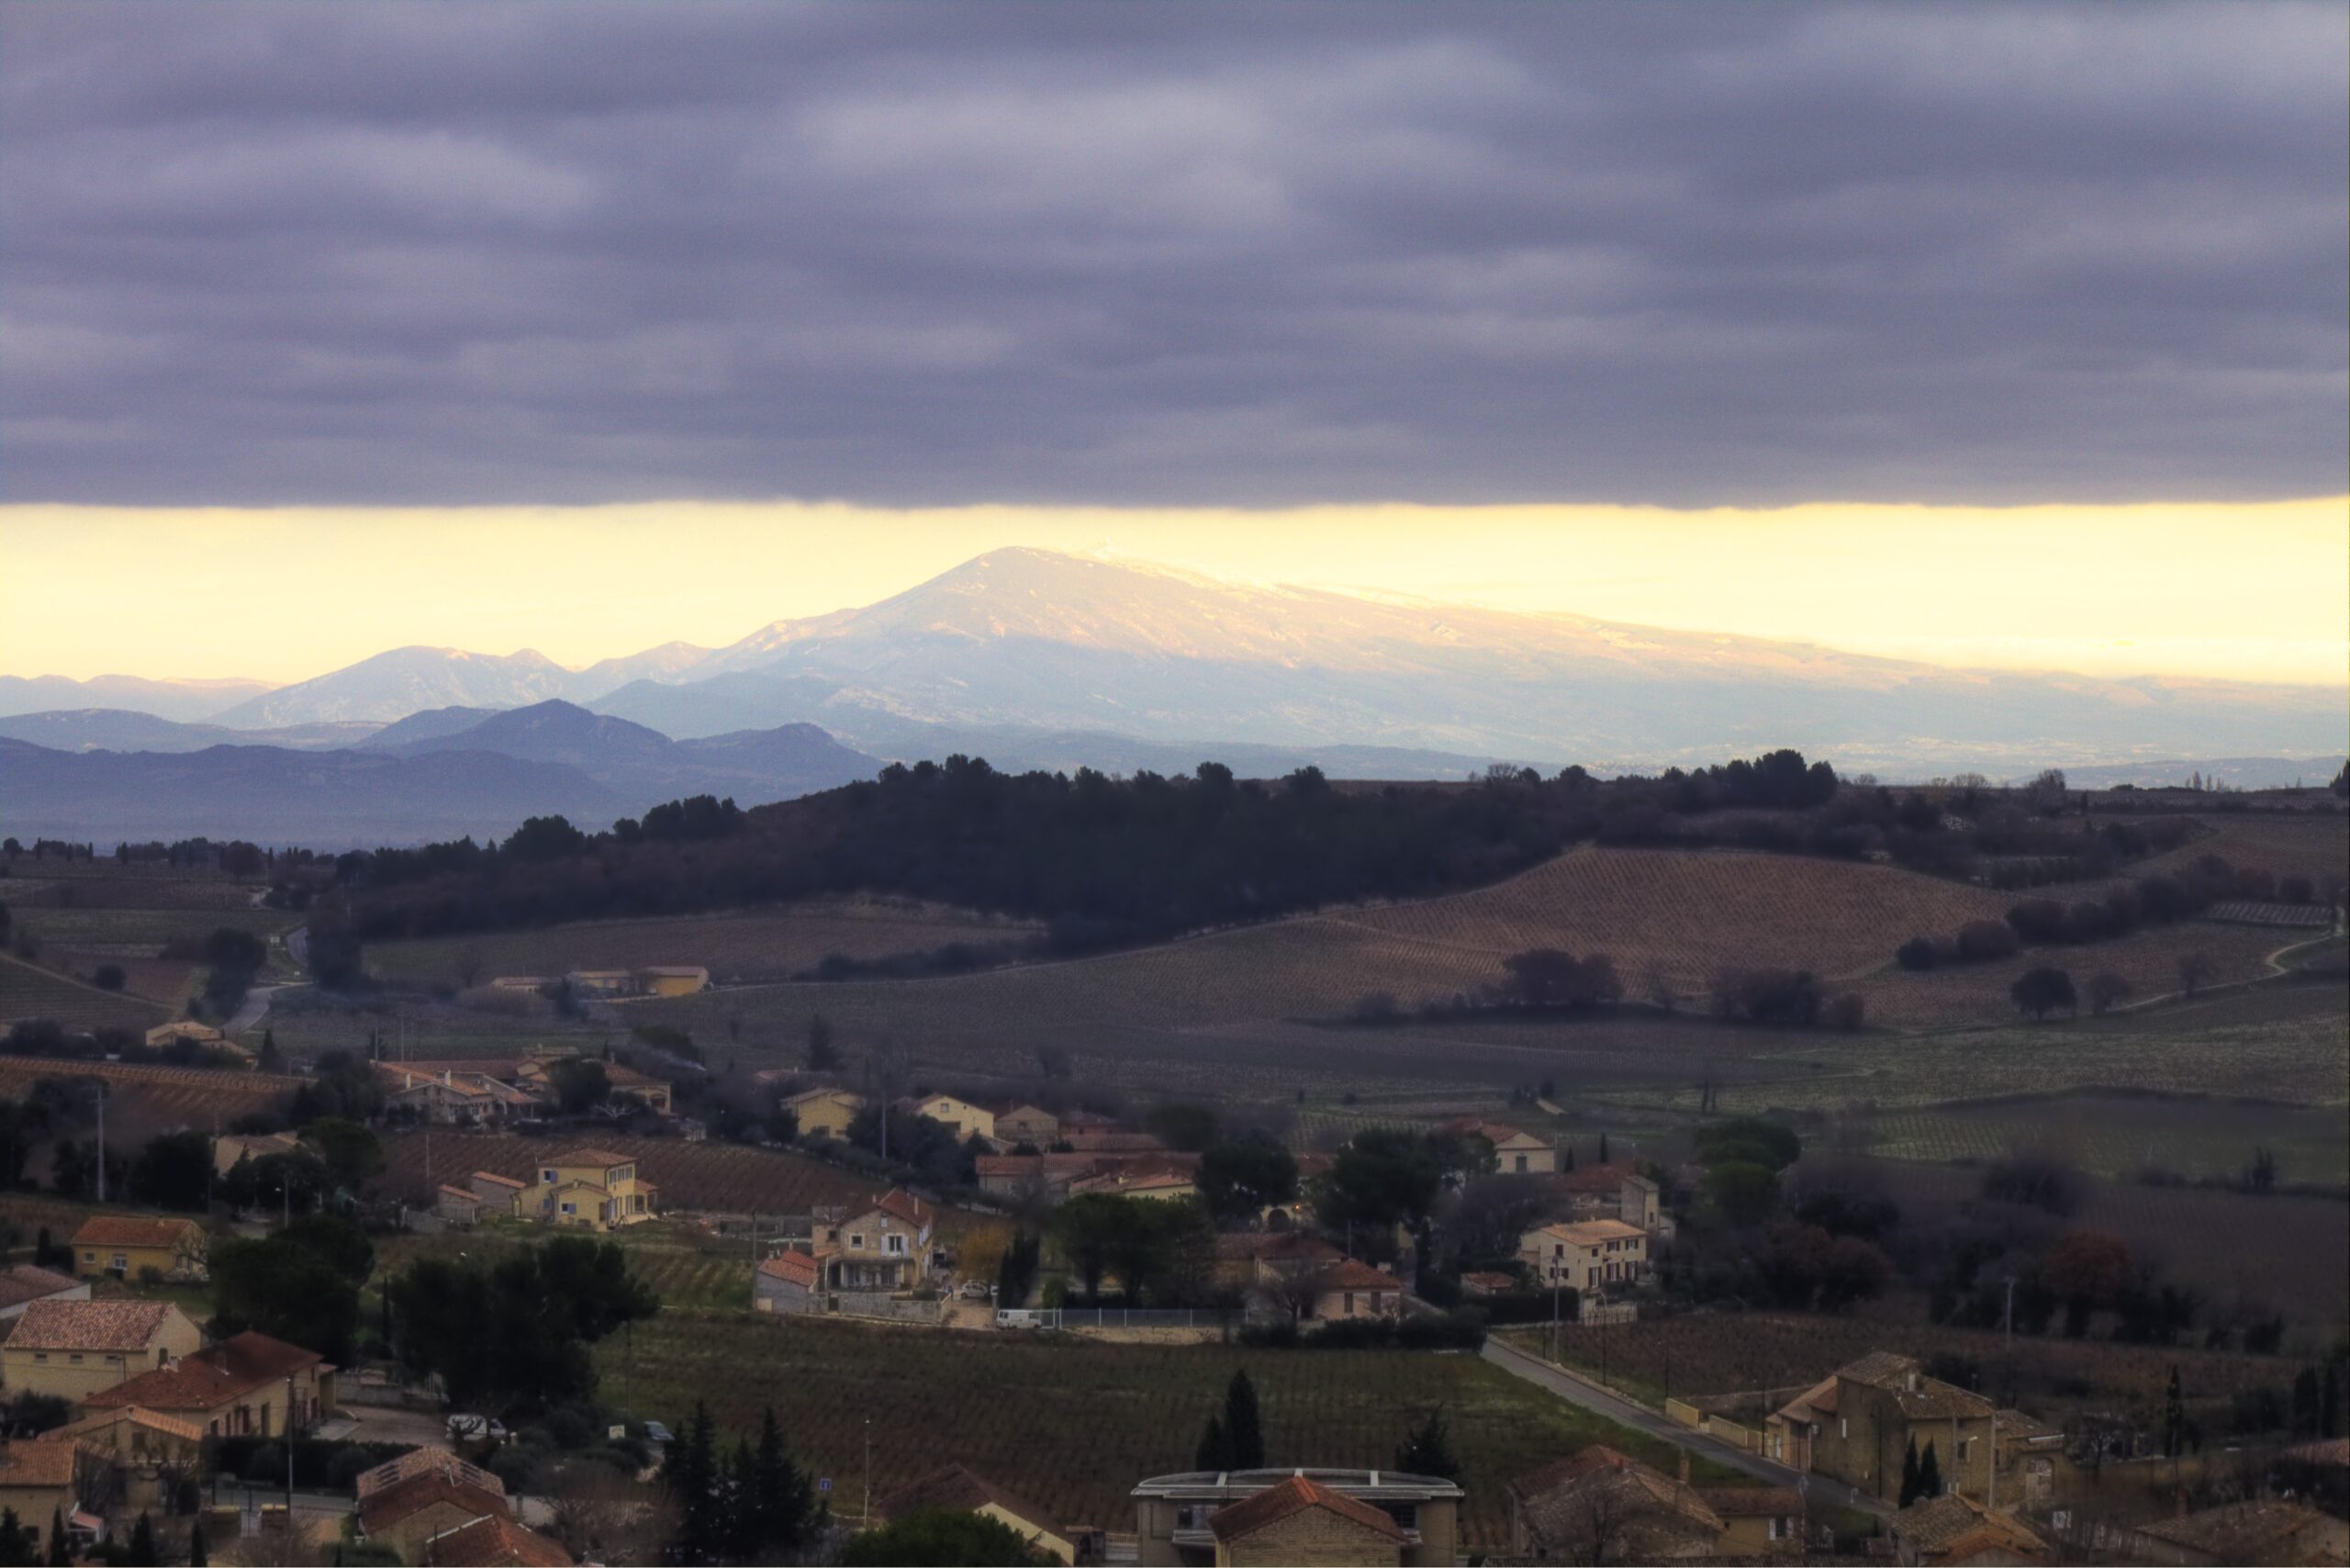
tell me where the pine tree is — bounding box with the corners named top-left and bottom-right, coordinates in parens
top-left (1916, 1441), bottom-right (1942, 1501)
top-left (1193, 1414), bottom-right (1228, 1472)
top-left (1222, 1371), bottom-right (1265, 1470)
top-left (752, 1406), bottom-right (817, 1553)
top-left (667, 1401), bottom-right (724, 1564)
top-left (724, 1436), bottom-right (757, 1562)
top-left (126, 1513), bottom-right (157, 1568)
top-left (1393, 1409), bottom-right (1460, 1482)
top-left (186, 1519), bottom-right (207, 1568)
top-left (0, 1509), bottom-right (30, 1568)
top-left (1898, 1437), bottom-right (1921, 1506)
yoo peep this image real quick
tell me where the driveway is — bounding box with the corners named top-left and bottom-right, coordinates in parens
top-left (1480, 1337), bottom-right (1892, 1520)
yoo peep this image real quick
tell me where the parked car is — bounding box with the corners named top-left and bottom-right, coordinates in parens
top-left (447, 1414), bottom-right (509, 1442)
top-left (642, 1419), bottom-right (675, 1446)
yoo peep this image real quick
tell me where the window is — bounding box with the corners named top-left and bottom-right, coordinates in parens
top-left (1840, 1417), bottom-right (1848, 1439)
top-left (112, 1253), bottom-right (129, 1271)
top-left (543, 1169), bottom-right (556, 1183)
top-left (1343, 1292), bottom-right (1356, 1313)
top-left (69, 1354), bottom-right (84, 1364)
top-left (885, 1235), bottom-right (906, 1255)
top-left (1956, 1439), bottom-right (1971, 1464)
top-left (1768, 1518), bottom-right (1788, 1541)
top-left (615, 1165), bottom-right (632, 1181)
top-left (32, 1353), bottom-right (47, 1364)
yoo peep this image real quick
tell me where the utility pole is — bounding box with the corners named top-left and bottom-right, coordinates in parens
top-left (285, 1373), bottom-right (297, 1521)
top-left (863, 1415), bottom-right (872, 1525)
top-left (95, 1089), bottom-right (106, 1204)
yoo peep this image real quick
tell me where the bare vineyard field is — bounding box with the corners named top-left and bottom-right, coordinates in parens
top-left (0, 1057), bottom-right (297, 1146)
top-left (11, 905), bottom-right (299, 952)
top-left (1868, 1092), bottom-right (2349, 1186)
top-left (1505, 1311), bottom-right (2298, 1423)
top-left (379, 1130), bottom-right (891, 1220)
top-left (2133, 812), bottom-right (2348, 885)
top-left (0, 954), bottom-right (173, 1032)
top-left (42, 952), bottom-right (200, 1007)
top-left (599, 1312), bottom-right (1755, 1551)
top-left (1339, 846), bottom-right (2013, 997)
top-left (6, 872), bottom-right (271, 912)
top-left (365, 898), bottom-right (1041, 990)
top-left (376, 1218), bottom-right (757, 1310)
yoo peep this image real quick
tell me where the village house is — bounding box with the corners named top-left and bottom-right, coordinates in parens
top-left (142, 1021), bottom-right (223, 1051)
top-left (212, 1130), bottom-right (301, 1179)
top-left (1213, 1232), bottom-right (1345, 1295)
top-left (2124, 1499), bottom-right (2349, 1567)
top-left (878, 1462), bottom-right (1091, 1565)
top-left (1887, 1493), bottom-right (2052, 1566)
top-left (780, 1086), bottom-right (865, 1139)
top-left (527, 1148), bottom-right (659, 1229)
top-left (811, 1190), bottom-right (936, 1293)
top-left (0, 1441), bottom-right (81, 1560)
top-left (562, 969), bottom-right (640, 998)
top-left (420, 1513), bottom-right (575, 1565)
top-left (638, 965), bottom-right (711, 997)
top-left (0, 1301), bottom-right (204, 1403)
top-left (1062, 1128), bottom-right (1169, 1156)
top-left (379, 1063), bottom-right (547, 1126)
top-left (1130, 1467), bottom-right (1462, 1568)
top-left (752, 1249), bottom-right (822, 1315)
top-left (39, 1406), bottom-right (206, 1512)
top-left (990, 1103), bottom-right (1062, 1149)
top-left (912, 1092), bottom-right (996, 1142)
top-left (1787, 1352), bottom-right (1997, 1505)
top-left (1444, 1118), bottom-right (1556, 1176)
top-left (1698, 1486), bottom-right (1809, 1557)
top-left (1506, 1446), bottom-right (1724, 1562)
top-left (600, 1060), bottom-right (676, 1114)
top-left (69, 1215), bottom-right (208, 1283)
top-left (1517, 1218), bottom-right (1648, 1294)
top-left (85, 1330), bottom-right (334, 1438)
top-left (0, 1263), bottom-right (86, 1320)
top-left (1300, 1259), bottom-right (1405, 1322)
top-left (512, 1050), bottom-right (675, 1115)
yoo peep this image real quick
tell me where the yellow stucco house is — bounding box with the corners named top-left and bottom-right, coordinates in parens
top-left (783, 1087), bottom-right (865, 1139)
top-left (528, 1148), bottom-right (658, 1229)
top-left (639, 966), bottom-right (710, 997)
top-left (1, 1300), bottom-right (205, 1403)
top-left (913, 1093), bottom-right (995, 1141)
top-left (879, 1464), bottom-right (1081, 1565)
top-left (1519, 1218), bottom-right (1649, 1294)
top-left (70, 1215), bottom-right (209, 1282)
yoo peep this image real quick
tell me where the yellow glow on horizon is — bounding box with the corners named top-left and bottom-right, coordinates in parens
top-left (3, 497), bottom-right (2344, 689)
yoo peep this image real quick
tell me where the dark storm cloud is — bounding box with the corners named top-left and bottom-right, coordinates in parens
top-left (4, 2), bottom-right (2343, 507)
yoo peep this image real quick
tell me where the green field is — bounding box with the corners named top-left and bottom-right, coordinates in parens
top-left (0, 953), bottom-right (173, 1031)
top-left (595, 1312), bottom-right (1751, 1550)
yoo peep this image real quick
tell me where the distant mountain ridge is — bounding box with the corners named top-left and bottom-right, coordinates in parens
top-left (0, 673), bottom-right (276, 723)
top-left (9, 549), bottom-right (2344, 773)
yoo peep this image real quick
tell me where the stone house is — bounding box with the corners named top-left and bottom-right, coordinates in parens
top-left (912, 1093), bottom-right (996, 1142)
top-left (1505, 1446), bottom-right (1723, 1562)
top-left (1131, 1468), bottom-right (1461, 1568)
top-left (84, 1330), bottom-right (334, 1439)
top-left (1301, 1259), bottom-right (1404, 1322)
top-left (1443, 1118), bottom-right (1557, 1176)
top-left (812, 1190), bottom-right (936, 1293)
top-left (990, 1103), bottom-right (1062, 1148)
top-left (1801, 1351), bottom-right (1997, 1505)
top-left (1887, 1493), bottom-right (2051, 1565)
top-left (1209, 1474), bottom-right (1408, 1565)
top-left (781, 1086), bottom-right (865, 1139)
top-left (2124, 1500), bottom-right (2349, 1567)
top-left (0, 1441), bottom-right (80, 1561)
top-left (39, 1406), bottom-right (205, 1512)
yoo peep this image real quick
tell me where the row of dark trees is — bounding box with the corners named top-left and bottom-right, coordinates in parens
top-left (1898, 852), bottom-right (2305, 974)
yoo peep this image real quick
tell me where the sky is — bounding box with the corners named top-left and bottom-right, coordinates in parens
top-left (2, 3), bottom-right (2344, 687)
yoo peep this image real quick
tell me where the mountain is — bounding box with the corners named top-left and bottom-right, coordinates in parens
top-left (207, 646), bottom-right (575, 727)
top-left (357, 706), bottom-right (504, 749)
top-left (2046, 756), bottom-right (2349, 790)
top-left (0, 673), bottom-right (276, 722)
top-left (614, 548), bottom-right (2350, 774)
top-left (0, 737), bottom-right (629, 849)
top-left (389, 700), bottom-right (879, 807)
top-left (0, 709), bottom-right (382, 754)
top-left (564, 641), bottom-right (714, 701)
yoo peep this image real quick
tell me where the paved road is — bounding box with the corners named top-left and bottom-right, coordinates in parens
top-left (1480, 1337), bottom-right (1893, 1520)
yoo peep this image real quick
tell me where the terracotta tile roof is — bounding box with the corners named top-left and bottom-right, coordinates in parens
top-left (1775, 1374), bottom-right (1839, 1422)
top-left (6, 1299), bottom-right (181, 1352)
top-left (1208, 1474), bottom-right (1404, 1544)
top-left (1533, 1218), bottom-right (1647, 1248)
top-left (0, 1440), bottom-right (78, 1488)
top-left (2287, 1436), bottom-right (2350, 1466)
top-left (425, 1514), bottom-right (573, 1567)
top-left (355, 1447), bottom-right (504, 1501)
top-left (1557, 1161), bottom-right (1635, 1193)
top-left (878, 1462), bottom-right (1066, 1538)
top-left (974, 1152), bottom-right (1099, 1178)
top-left (757, 1251), bottom-right (820, 1287)
top-left (871, 1189), bottom-right (934, 1228)
top-left (1835, 1352), bottom-right (1995, 1419)
top-left (1698, 1486), bottom-right (1802, 1518)
top-left (1459, 1271), bottom-right (1517, 1294)
top-left (0, 1264), bottom-right (80, 1312)
top-left (68, 1215), bottom-right (202, 1251)
top-left (357, 1469), bottom-right (509, 1534)
top-left (42, 1406), bottom-right (207, 1446)
top-left (1062, 1130), bottom-right (1166, 1153)
top-left (84, 1331), bottom-right (322, 1414)
top-left (1894, 1494), bottom-right (2047, 1558)
top-left (471, 1170), bottom-right (527, 1190)
top-left (2134, 1499), bottom-right (2337, 1560)
top-left (1511, 1447), bottom-right (1724, 1549)
top-left (1306, 1259), bottom-right (1398, 1294)
top-left (439, 1184), bottom-right (481, 1203)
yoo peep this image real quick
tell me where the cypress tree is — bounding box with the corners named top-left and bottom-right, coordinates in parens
top-left (1898, 1437), bottom-right (1921, 1506)
top-left (1599, 1133), bottom-right (1610, 1163)
top-left (725, 1436), bottom-right (757, 1562)
top-left (1394, 1409), bottom-right (1460, 1482)
top-left (667, 1402), bottom-right (723, 1564)
top-left (127, 1514), bottom-right (157, 1568)
top-left (1193, 1414), bottom-right (1228, 1472)
top-left (1223, 1371), bottom-right (1265, 1471)
top-left (2163, 1366), bottom-right (2187, 1458)
top-left (0, 1509), bottom-right (28, 1568)
top-left (752, 1406), bottom-right (817, 1552)
top-left (44, 1511), bottom-right (65, 1568)
top-left (1916, 1441), bottom-right (1942, 1501)
top-left (187, 1519), bottom-right (207, 1568)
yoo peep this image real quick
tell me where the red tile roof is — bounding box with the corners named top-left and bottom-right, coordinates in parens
top-left (0, 1440), bottom-right (78, 1488)
top-left (68, 1215), bottom-right (203, 1250)
top-left (757, 1251), bottom-right (820, 1287)
top-left (355, 1447), bottom-right (504, 1501)
top-left (471, 1170), bottom-right (527, 1190)
top-left (0, 1264), bottom-right (81, 1312)
top-left (1207, 1474), bottom-right (1404, 1544)
top-left (1306, 1259), bottom-right (1397, 1294)
top-left (5, 1299), bottom-right (184, 1353)
top-left (357, 1469), bottom-right (509, 1534)
top-left (871, 1189), bottom-right (934, 1228)
top-left (84, 1332), bottom-right (322, 1414)
top-left (424, 1515), bottom-right (573, 1567)
top-left (552, 1148), bottom-right (633, 1168)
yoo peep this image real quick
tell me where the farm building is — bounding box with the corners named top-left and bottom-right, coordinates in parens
top-left (1505, 1447), bottom-right (1723, 1562)
top-left (1442, 1117), bottom-right (1556, 1175)
top-left (1130, 1467), bottom-right (1461, 1568)
top-left (468, 1170), bottom-right (527, 1217)
top-left (69, 1215), bottom-right (209, 1282)
top-left (638, 965), bottom-right (711, 996)
top-left (753, 1249), bottom-right (822, 1315)
top-left (878, 1463), bottom-right (1089, 1565)
top-left (1791, 1351), bottom-right (1997, 1506)
top-left (143, 1021), bottom-right (222, 1049)
top-left (1299, 1259), bottom-right (1407, 1323)
top-left (2123, 1500), bottom-right (2347, 1567)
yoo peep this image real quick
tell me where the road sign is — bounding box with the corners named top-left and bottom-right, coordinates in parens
top-left (819, 1478), bottom-right (832, 1492)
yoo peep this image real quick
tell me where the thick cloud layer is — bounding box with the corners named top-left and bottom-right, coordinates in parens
top-left (5, 2), bottom-right (2344, 507)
